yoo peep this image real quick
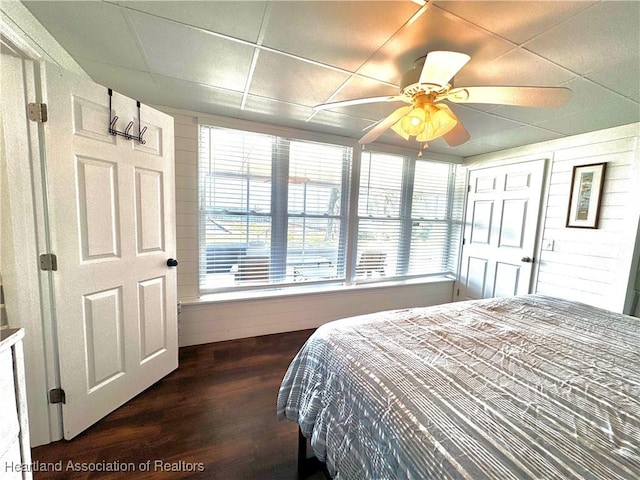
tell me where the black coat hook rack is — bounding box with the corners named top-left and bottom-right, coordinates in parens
top-left (107, 88), bottom-right (147, 144)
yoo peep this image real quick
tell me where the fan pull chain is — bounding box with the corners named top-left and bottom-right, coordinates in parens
top-left (417, 142), bottom-right (428, 157)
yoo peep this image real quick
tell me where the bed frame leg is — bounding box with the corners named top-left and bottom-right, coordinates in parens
top-left (297, 426), bottom-right (306, 480)
top-left (297, 426), bottom-right (330, 479)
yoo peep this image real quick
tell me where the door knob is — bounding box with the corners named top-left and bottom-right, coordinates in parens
top-left (167, 258), bottom-right (179, 267)
top-left (521, 256), bottom-right (534, 263)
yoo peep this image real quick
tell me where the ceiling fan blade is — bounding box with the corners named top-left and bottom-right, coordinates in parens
top-left (419, 51), bottom-right (470, 86)
top-left (314, 95), bottom-right (406, 111)
top-left (447, 86), bottom-right (572, 107)
top-left (438, 104), bottom-right (470, 146)
top-left (362, 118), bottom-right (383, 132)
top-left (359, 106), bottom-right (413, 144)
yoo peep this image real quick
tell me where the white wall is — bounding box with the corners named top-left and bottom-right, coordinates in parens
top-left (172, 113), bottom-right (200, 300)
top-left (466, 123), bottom-right (640, 313)
top-left (180, 280), bottom-right (455, 345)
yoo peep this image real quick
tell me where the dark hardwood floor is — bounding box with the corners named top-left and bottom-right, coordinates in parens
top-left (31, 329), bottom-right (315, 480)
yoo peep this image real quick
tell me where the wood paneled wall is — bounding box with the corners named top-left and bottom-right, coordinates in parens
top-left (466, 123), bottom-right (640, 313)
top-left (172, 113), bottom-right (199, 300)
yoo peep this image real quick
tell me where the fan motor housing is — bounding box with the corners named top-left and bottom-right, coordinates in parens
top-left (400, 62), bottom-right (452, 98)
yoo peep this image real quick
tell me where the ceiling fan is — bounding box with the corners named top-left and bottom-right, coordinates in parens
top-left (314, 51), bottom-right (572, 148)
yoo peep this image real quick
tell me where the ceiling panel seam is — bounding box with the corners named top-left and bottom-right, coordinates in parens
top-left (120, 8), bottom-right (158, 94)
top-left (241, 2), bottom-right (273, 110)
top-left (117, 3), bottom-right (399, 89)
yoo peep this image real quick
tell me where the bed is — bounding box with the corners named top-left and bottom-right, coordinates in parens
top-left (277, 295), bottom-right (640, 479)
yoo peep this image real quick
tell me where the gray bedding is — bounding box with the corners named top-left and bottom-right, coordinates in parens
top-left (277, 295), bottom-right (640, 479)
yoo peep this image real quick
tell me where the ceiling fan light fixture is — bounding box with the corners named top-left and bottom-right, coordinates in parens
top-left (391, 103), bottom-right (457, 143)
top-left (399, 106), bottom-right (427, 136)
top-left (415, 104), bottom-right (457, 142)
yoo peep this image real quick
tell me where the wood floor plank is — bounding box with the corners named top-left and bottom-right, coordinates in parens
top-left (31, 329), bottom-right (315, 479)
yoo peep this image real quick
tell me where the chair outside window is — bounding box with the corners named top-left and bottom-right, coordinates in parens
top-left (236, 256), bottom-right (270, 282)
top-left (356, 251), bottom-right (387, 277)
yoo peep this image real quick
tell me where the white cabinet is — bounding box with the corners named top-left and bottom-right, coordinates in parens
top-left (0, 329), bottom-right (32, 480)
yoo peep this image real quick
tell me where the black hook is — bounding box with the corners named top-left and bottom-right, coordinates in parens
top-left (124, 121), bottom-right (134, 140)
top-left (107, 88), bottom-right (147, 144)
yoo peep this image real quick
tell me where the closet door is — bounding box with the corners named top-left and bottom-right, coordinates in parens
top-left (459, 160), bottom-right (545, 300)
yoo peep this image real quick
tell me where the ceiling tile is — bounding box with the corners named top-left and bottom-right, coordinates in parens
top-left (23, 1), bottom-right (147, 70)
top-left (525, 1), bottom-right (640, 75)
top-left (152, 75), bottom-right (243, 118)
top-left (585, 56), bottom-right (640, 103)
top-left (357, 4), bottom-right (515, 85)
top-left (460, 111), bottom-right (524, 140)
top-left (310, 110), bottom-right (381, 138)
top-left (324, 101), bottom-right (403, 126)
top-left (454, 47), bottom-right (577, 87)
top-left (477, 125), bottom-right (565, 150)
top-left (435, 1), bottom-right (596, 45)
top-left (428, 139), bottom-right (497, 157)
top-left (487, 102), bottom-right (571, 128)
top-left (262, 1), bottom-right (420, 72)
top-left (241, 95), bottom-right (313, 125)
top-left (118, 1), bottom-right (268, 43)
top-left (248, 50), bottom-right (350, 107)
top-left (241, 96), bottom-right (365, 138)
top-left (536, 97), bottom-right (640, 136)
top-left (126, 10), bottom-right (255, 91)
top-left (324, 74), bottom-right (399, 104)
top-left (78, 58), bottom-right (161, 106)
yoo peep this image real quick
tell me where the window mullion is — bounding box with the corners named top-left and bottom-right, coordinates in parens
top-left (398, 157), bottom-right (415, 275)
top-left (271, 137), bottom-right (289, 282)
top-left (443, 163), bottom-right (456, 272)
top-left (345, 148), bottom-right (362, 283)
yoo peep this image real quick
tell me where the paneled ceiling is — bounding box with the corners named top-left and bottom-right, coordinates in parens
top-left (23, 0), bottom-right (640, 157)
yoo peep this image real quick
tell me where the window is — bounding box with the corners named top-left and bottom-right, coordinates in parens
top-left (199, 124), bottom-right (463, 294)
top-left (356, 152), bottom-right (463, 280)
top-left (199, 126), bottom-right (350, 292)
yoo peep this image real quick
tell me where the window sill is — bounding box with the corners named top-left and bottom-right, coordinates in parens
top-left (179, 275), bottom-right (455, 306)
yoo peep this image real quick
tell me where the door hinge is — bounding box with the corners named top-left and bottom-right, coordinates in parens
top-left (39, 253), bottom-right (58, 271)
top-left (49, 388), bottom-right (66, 404)
top-left (467, 184), bottom-right (471, 193)
top-left (462, 238), bottom-right (466, 245)
top-left (456, 288), bottom-right (460, 297)
top-left (27, 102), bottom-right (48, 123)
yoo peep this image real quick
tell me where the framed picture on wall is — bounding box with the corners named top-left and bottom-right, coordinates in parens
top-left (566, 162), bottom-right (607, 228)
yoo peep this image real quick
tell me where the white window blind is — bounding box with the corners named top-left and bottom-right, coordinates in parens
top-left (357, 153), bottom-right (404, 278)
top-left (199, 124), bottom-right (462, 294)
top-left (199, 125), bottom-right (350, 292)
top-left (357, 151), bottom-right (463, 281)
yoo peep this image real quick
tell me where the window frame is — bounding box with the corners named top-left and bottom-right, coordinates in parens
top-left (354, 152), bottom-right (462, 283)
top-left (198, 121), bottom-right (463, 295)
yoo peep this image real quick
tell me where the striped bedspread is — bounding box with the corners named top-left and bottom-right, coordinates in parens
top-left (277, 295), bottom-right (640, 479)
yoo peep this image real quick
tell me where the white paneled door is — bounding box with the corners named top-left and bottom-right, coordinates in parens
top-left (41, 63), bottom-right (177, 438)
top-left (458, 160), bottom-right (545, 300)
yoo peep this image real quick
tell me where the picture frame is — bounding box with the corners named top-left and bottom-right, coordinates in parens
top-left (566, 162), bottom-right (607, 229)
